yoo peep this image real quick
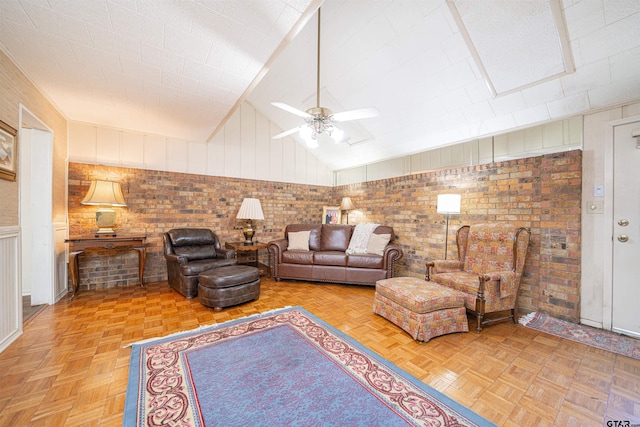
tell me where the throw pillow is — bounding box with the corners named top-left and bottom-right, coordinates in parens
top-left (346, 223), bottom-right (380, 255)
top-left (287, 230), bottom-right (311, 251)
top-left (366, 233), bottom-right (391, 256)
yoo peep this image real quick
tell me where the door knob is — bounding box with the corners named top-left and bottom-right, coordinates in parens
top-left (618, 235), bottom-right (629, 242)
top-left (618, 219), bottom-right (629, 227)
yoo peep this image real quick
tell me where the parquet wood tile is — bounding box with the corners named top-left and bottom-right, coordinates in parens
top-left (1, 278), bottom-right (639, 426)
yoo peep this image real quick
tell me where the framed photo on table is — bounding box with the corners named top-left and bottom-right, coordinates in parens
top-left (322, 206), bottom-right (341, 224)
top-left (0, 120), bottom-right (17, 181)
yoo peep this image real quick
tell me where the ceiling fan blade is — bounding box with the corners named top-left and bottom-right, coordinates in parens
top-left (332, 107), bottom-right (380, 122)
top-left (272, 127), bottom-right (301, 139)
top-left (271, 102), bottom-right (312, 118)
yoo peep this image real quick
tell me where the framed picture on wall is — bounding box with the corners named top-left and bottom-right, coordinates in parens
top-left (322, 206), bottom-right (341, 224)
top-left (0, 120), bottom-right (17, 181)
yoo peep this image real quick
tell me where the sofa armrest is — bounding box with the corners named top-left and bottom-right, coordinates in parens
top-left (216, 248), bottom-right (236, 259)
top-left (267, 239), bottom-right (288, 263)
top-left (164, 253), bottom-right (188, 266)
top-left (483, 270), bottom-right (516, 298)
top-left (382, 243), bottom-right (403, 277)
top-left (425, 260), bottom-right (463, 280)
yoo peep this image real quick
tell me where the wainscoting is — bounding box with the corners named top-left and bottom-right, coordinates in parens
top-left (0, 226), bottom-right (21, 353)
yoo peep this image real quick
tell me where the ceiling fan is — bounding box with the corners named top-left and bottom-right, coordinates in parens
top-left (271, 7), bottom-right (379, 148)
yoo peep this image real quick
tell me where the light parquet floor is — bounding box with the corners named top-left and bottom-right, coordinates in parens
top-left (1, 279), bottom-right (639, 426)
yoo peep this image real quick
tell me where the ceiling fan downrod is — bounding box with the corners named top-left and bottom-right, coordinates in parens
top-left (316, 7), bottom-right (321, 109)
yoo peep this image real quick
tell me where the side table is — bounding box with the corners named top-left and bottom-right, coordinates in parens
top-left (65, 235), bottom-right (147, 298)
top-left (224, 241), bottom-right (271, 276)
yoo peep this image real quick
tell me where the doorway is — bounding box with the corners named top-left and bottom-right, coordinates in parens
top-left (18, 107), bottom-right (56, 310)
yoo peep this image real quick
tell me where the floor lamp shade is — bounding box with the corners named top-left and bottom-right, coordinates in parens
top-left (437, 194), bottom-right (461, 214)
top-left (236, 198), bottom-right (264, 245)
top-left (81, 180), bottom-right (127, 236)
top-left (437, 194), bottom-right (461, 259)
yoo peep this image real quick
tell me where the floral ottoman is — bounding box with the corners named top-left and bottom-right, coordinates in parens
top-left (373, 277), bottom-right (468, 342)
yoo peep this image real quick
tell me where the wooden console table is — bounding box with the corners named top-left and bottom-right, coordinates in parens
top-left (225, 241), bottom-right (271, 276)
top-left (65, 236), bottom-right (147, 298)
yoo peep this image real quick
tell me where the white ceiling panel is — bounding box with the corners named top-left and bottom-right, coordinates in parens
top-left (449, 0), bottom-right (572, 95)
top-left (0, 0), bottom-right (638, 171)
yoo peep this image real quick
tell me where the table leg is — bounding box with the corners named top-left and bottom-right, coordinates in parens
top-left (133, 246), bottom-right (146, 288)
top-left (68, 250), bottom-right (84, 299)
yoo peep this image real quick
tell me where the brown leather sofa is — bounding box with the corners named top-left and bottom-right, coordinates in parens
top-left (163, 228), bottom-right (237, 298)
top-left (268, 224), bottom-right (403, 286)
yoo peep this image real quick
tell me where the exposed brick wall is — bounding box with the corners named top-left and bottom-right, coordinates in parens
top-left (336, 150), bottom-right (582, 322)
top-left (68, 149), bottom-right (581, 321)
top-left (68, 163), bottom-right (333, 287)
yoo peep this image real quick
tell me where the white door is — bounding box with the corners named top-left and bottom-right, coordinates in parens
top-left (612, 121), bottom-right (640, 337)
top-left (20, 128), bottom-right (54, 306)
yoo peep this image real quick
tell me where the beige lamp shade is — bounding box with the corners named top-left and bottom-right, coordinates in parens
top-left (236, 198), bottom-right (264, 220)
top-left (339, 197), bottom-right (355, 211)
top-left (81, 180), bottom-right (127, 206)
top-left (236, 198), bottom-right (264, 245)
top-left (81, 180), bottom-right (127, 236)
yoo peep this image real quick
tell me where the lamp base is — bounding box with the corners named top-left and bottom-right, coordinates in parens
top-left (95, 228), bottom-right (117, 237)
top-left (242, 220), bottom-right (255, 245)
top-left (95, 208), bottom-right (118, 237)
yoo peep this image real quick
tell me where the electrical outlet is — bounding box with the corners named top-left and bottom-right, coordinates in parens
top-left (587, 200), bottom-right (604, 214)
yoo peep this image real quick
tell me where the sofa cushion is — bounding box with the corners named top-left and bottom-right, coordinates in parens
top-left (321, 224), bottom-right (353, 252)
top-left (286, 224), bottom-right (322, 251)
top-left (314, 251), bottom-right (347, 266)
top-left (347, 254), bottom-right (384, 269)
top-left (282, 250), bottom-right (315, 265)
top-left (366, 233), bottom-right (391, 255)
top-left (287, 230), bottom-right (310, 251)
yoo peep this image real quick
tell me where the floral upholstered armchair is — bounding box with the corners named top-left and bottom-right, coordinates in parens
top-left (426, 223), bottom-right (531, 332)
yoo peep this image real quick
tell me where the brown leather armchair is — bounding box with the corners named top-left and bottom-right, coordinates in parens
top-left (163, 228), bottom-right (237, 298)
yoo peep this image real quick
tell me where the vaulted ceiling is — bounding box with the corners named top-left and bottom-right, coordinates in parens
top-left (1, 0), bottom-right (638, 171)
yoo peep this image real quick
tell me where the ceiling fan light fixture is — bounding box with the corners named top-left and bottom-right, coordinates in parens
top-left (331, 127), bottom-right (345, 144)
top-left (270, 7), bottom-right (379, 146)
top-left (299, 125), bottom-right (318, 148)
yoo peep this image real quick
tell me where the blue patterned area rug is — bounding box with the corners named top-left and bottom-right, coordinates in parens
top-left (124, 306), bottom-right (495, 427)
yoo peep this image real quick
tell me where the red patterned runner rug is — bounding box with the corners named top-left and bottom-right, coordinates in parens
top-left (520, 312), bottom-right (640, 360)
top-left (124, 306), bottom-right (495, 426)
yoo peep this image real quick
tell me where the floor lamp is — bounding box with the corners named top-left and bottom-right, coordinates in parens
top-left (437, 194), bottom-right (461, 259)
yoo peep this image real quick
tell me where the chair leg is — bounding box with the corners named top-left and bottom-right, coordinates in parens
top-left (476, 313), bottom-right (483, 333)
top-left (511, 308), bottom-right (517, 323)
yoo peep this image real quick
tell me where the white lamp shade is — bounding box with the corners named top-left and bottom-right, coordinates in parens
top-left (81, 180), bottom-right (127, 206)
top-left (237, 198), bottom-right (264, 220)
top-left (437, 194), bottom-right (461, 214)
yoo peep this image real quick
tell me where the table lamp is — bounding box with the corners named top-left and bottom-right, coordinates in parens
top-left (81, 180), bottom-right (127, 236)
top-left (236, 198), bottom-right (264, 245)
top-left (339, 197), bottom-right (355, 224)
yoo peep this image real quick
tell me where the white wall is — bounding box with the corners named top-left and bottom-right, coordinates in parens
top-left (68, 101), bottom-right (333, 186)
top-left (581, 101), bottom-right (640, 328)
top-left (336, 117), bottom-right (583, 185)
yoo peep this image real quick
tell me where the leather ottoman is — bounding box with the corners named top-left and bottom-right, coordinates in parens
top-left (198, 265), bottom-right (260, 311)
top-left (373, 277), bottom-right (468, 342)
